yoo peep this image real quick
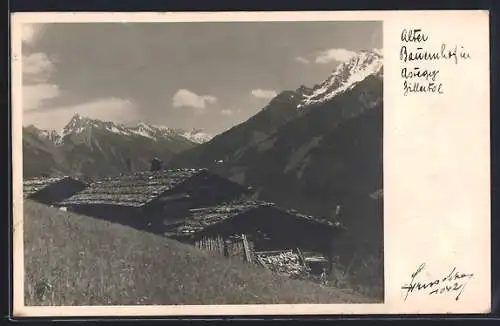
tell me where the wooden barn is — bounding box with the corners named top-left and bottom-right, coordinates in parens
top-left (57, 168), bottom-right (252, 232)
top-left (23, 176), bottom-right (88, 206)
top-left (164, 200), bottom-right (342, 274)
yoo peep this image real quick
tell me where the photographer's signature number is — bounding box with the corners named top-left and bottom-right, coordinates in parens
top-left (401, 263), bottom-right (474, 301)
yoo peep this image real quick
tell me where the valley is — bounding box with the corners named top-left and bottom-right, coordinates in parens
top-left (23, 49), bottom-right (384, 296)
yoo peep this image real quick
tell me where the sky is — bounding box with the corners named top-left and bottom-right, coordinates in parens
top-left (22, 21), bottom-right (382, 134)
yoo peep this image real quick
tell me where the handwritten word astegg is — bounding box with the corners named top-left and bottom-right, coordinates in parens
top-left (401, 67), bottom-right (440, 81)
top-left (401, 263), bottom-right (474, 301)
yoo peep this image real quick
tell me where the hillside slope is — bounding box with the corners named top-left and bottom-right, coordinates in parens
top-left (22, 126), bottom-right (69, 178)
top-left (225, 77), bottom-right (383, 292)
top-left (24, 200), bottom-right (374, 305)
top-left (170, 86), bottom-right (312, 168)
top-left (169, 50), bottom-right (382, 172)
top-left (168, 51), bottom-right (384, 290)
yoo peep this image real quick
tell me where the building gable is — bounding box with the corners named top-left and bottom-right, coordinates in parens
top-left (23, 176), bottom-right (88, 205)
top-left (59, 169), bottom-right (204, 207)
top-left (58, 168), bottom-right (250, 209)
top-left (166, 200), bottom-right (340, 239)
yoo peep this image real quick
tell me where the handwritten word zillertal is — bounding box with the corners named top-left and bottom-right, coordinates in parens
top-left (401, 263), bottom-right (474, 301)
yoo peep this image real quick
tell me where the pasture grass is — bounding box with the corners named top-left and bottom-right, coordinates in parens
top-left (24, 200), bottom-right (376, 306)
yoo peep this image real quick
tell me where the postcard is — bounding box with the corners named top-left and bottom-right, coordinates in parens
top-left (11, 10), bottom-right (491, 316)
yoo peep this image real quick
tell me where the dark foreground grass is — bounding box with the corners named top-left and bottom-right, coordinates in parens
top-left (24, 200), bottom-right (375, 306)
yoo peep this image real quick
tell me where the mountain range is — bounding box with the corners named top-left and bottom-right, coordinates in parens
top-left (23, 49), bottom-right (384, 288)
top-left (23, 115), bottom-right (213, 178)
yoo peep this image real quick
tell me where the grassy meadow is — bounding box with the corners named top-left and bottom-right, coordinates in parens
top-left (23, 200), bottom-right (375, 306)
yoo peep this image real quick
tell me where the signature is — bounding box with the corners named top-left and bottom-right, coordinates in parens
top-left (401, 263), bottom-right (474, 301)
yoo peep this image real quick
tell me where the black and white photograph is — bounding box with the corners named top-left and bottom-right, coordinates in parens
top-left (19, 18), bottom-right (384, 306)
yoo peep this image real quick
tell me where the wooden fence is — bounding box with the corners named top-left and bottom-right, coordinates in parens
top-left (193, 235), bottom-right (326, 281)
top-left (194, 234), bottom-right (254, 262)
top-left (195, 235), bottom-right (223, 256)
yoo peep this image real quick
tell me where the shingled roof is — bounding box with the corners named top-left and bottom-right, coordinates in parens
top-left (170, 200), bottom-right (340, 236)
top-left (59, 168), bottom-right (206, 207)
top-left (23, 176), bottom-right (72, 198)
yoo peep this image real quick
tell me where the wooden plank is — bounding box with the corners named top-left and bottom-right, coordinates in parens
top-left (256, 256), bottom-right (269, 270)
top-left (296, 247), bottom-right (307, 267)
top-left (241, 234), bottom-right (253, 263)
top-left (254, 250), bottom-right (290, 255)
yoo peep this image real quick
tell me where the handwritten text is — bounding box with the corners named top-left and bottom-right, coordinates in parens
top-left (401, 263), bottom-right (474, 301)
top-left (399, 28), bottom-right (472, 96)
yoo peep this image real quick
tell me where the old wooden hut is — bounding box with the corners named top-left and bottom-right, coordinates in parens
top-left (165, 200), bottom-right (342, 273)
top-left (58, 168), bottom-right (252, 232)
top-left (23, 176), bottom-right (88, 205)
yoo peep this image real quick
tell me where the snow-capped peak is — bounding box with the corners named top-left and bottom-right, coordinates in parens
top-left (129, 122), bottom-right (187, 141)
top-left (59, 114), bottom-right (95, 137)
top-left (182, 129), bottom-right (213, 144)
top-left (55, 114), bottom-right (213, 144)
top-left (298, 49), bottom-right (383, 108)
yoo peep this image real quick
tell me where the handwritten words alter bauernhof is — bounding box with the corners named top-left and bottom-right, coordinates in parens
top-left (400, 28), bottom-right (471, 96)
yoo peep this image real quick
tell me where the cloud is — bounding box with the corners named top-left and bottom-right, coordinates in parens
top-left (23, 98), bottom-right (139, 130)
top-left (20, 26), bottom-right (139, 130)
top-left (22, 24), bottom-right (45, 45)
top-left (295, 56), bottom-right (310, 64)
top-left (22, 51), bottom-right (58, 111)
top-left (23, 83), bottom-right (60, 112)
top-left (23, 52), bottom-right (54, 83)
top-left (251, 89), bottom-right (277, 100)
top-left (172, 89), bottom-right (217, 113)
top-left (315, 48), bottom-right (357, 64)
top-left (220, 109), bottom-right (233, 116)
top-left (21, 25), bottom-right (59, 113)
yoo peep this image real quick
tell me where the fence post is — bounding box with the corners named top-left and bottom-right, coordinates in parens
top-left (242, 234), bottom-right (253, 263)
top-left (223, 238), bottom-right (229, 257)
top-left (296, 247), bottom-right (306, 267)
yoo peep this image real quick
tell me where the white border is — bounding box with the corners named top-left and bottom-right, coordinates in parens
top-left (11, 10), bottom-right (491, 317)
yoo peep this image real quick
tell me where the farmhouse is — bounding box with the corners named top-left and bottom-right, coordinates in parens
top-left (23, 176), bottom-right (88, 206)
top-left (165, 200), bottom-right (342, 273)
top-left (58, 168), bottom-right (252, 232)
